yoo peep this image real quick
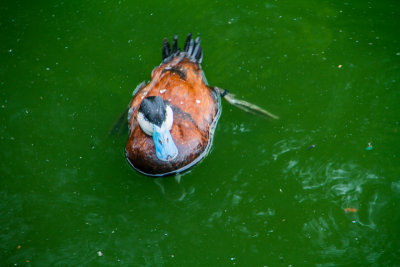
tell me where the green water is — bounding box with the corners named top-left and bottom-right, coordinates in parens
top-left (1, 0), bottom-right (400, 266)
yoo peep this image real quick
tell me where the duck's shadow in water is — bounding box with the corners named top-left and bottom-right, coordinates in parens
top-left (153, 173), bottom-right (193, 201)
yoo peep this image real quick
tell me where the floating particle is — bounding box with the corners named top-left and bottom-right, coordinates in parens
top-left (344, 207), bottom-right (358, 213)
top-left (97, 250), bottom-right (103, 256)
top-left (338, 64), bottom-right (342, 68)
top-left (196, 100), bottom-right (201, 104)
top-left (366, 142), bottom-right (373, 151)
top-left (160, 89), bottom-right (166, 94)
top-left (307, 144), bottom-right (316, 150)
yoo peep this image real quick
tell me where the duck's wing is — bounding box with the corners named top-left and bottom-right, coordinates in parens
top-left (108, 107), bottom-right (129, 136)
top-left (109, 81), bottom-right (147, 136)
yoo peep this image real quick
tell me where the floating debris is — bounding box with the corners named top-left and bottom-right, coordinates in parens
top-left (366, 142), bottom-right (373, 151)
top-left (97, 250), bottom-right (103, 256)
top-left (338, 64), bottom-right (343, 68)
top-left (344, 207), bottom-right (358, 213)
top-left (307, 144), bottom-right (316, 150)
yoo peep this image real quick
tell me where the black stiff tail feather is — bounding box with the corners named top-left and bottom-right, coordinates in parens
top-left (192, 37), bottom-right (202, 62)
top-left (187, 39), bottom-right (194, 55)
top-left (162, 33), bottom-right (203, 64)
top-left (184, 33), bottom-right (192, 52)
top-left (162, 38), bottom-right (171, 60)
top-left (172, 35), bottom-right (178, 53)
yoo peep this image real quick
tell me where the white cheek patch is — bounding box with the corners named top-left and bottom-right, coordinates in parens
top-left (137, 112), bottom-right (154, 136)
top-left (164, 105), bottom-right (173, 131)
top-left (137, 104), bottom-right (174, 136)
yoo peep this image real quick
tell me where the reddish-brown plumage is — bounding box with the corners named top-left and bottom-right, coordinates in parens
top-left (125, 55), bottom-right (221, 176)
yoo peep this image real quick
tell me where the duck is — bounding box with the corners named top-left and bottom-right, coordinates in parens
top-left (125, 33), bottom-right (278, 177)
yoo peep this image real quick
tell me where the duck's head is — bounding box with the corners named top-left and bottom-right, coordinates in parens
top-left (137, 96), bottom-right (178, 161)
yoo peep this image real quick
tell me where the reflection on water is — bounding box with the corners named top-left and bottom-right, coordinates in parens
top-left (269, 132), bottom-right (395, 264)
top-left (154, 174), bottom-right (191, 202)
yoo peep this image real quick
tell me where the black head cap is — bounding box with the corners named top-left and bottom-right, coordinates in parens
top-left (139, 96), bottom-right (166, 127)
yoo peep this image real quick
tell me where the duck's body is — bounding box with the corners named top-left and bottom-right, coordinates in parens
top-left (125, 34), bottom-right (221, 176)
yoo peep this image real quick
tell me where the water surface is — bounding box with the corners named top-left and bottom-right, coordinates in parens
top-left (1, 0), bottom-right (400, 266)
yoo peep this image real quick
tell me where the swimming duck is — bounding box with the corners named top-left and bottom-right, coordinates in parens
top-left (125, 33), bottom-right (278, 177)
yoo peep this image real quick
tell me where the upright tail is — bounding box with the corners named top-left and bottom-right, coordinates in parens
top-left (214, 87), bottom-right (279, 120)
top-left (162, 33), bottom-right (203, 64)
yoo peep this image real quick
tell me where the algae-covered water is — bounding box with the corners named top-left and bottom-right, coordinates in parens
top-left (1, 0), bottom-right (400, 266)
